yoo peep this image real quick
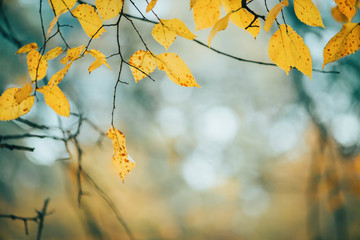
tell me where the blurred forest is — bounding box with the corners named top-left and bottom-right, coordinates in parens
top-left (1, 0), bottom-right (360, 239)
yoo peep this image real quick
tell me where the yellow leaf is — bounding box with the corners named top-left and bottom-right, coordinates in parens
top-left (294, 0), bottom-right (324, 27)
top-left (268, 24), bottom-right (312, 79)
top-left (156, 52), bottom-right (200, 87)
top-left (44, 46), bottom-right (63, 60)
top-left (323, 23), bottom-right (360, 68)
top-left (264, 0), bottom-right (289, 32)
top-left (86, 49), bottom-right (106, 59)
top-left (161, 19), bottom-right (197, 40)
top-left (37, 85), bottom-right (70, 117)
top-left (71, 4), bottom-right (105, 38)
top-left (27, 50), bottom-right (48, 81)
top-left (0, 86), bottom-right (35, 121)
top-left (331, 6), bottom-right (349, 23)
top-left (46, 9), bottom-right (66, 38)
top-left (208, 12), bottom-right (231, 47)
top-left (14, 83), bottom-right (33, 104)
top-left (48, 0), bottom-right (76, 15)
top-left (48, 61), bottom-right (73, 87)
top-left (190, 0), bottom-right (199, 9)
top-left (16, 42), bottom-right (38, 54)
top-left (192, 0), bottom-right (221, 30)
top-left (86, 49), bottom-right (111, 70)
top-left (335, 0), bottom-right (356, 21)
top-left (221, 0), bottom-right (260, 38)
top-left (95, 0), bottom-right (123, 22)
top-left (107, 126), bottom-right (136, 182)
top-left (88, 58), bottom-right (108, 73)
top-left (146, 0), bottom-right (158, 12)
top-left (129, 50), bottom-right (157, 82)
top-left (60, 45), bottom-right (85, 64)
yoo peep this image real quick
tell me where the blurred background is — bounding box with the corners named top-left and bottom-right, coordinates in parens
top-left (1, 0), bottom-right (360, 239)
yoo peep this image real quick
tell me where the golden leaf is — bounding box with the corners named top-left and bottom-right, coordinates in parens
top-left (156, 52), bottom-right (200, 87)
top-left (60, 45), bottom-right (85, 64)
top-left (323, 23), bottom-right (360, 68)
top-left (264, 0), bottom-right (288, 32)
top-left (208, 12), bottom-right (231, 46)
top-left (331, 6), bottom-right (349, 23)
top-left (161, 19), bottom-right (197, 40)
top-left (27, 50), bottom-right (48, 81)
top-left (294, 0), bottom-right (324, 27)
top-left (268, 24), bottom-right (312, 79)
top-left (0, 86), bottom-right (35, 121)
top-left (37, 85), bottom-right (70, 117)
top-left (221, 0), bottom-right (260, 38)
top-left (192, 0), bottom-right (221, 30)
top-left (95, 0), bottom-right (123, 22)
top-left (129, 50), bottom-right (157, 82)
top-left (190, 0), bottom-right (199, 9)
top-left (48, 61), bottom-right (73, 87)
top-left (107, 126), bottom-right (136, 182)
top-left (44, 46), bottom-right (63, 60)
top-left (146, 0), bottom-right (158, 12)
top-left (86, 49), bottom-right (111, 72)
top-left (47, 9), bottom-right (67, 38)
top-left (16, 42), bottom-right (38, 54)
top-left (335, 0), bottom-right (356, 21)
top-left (88, 58), bottom-right (107, 73)
top-left (71, 4), bottom-right (105, 38)
top-left (48, 0), bottom-right (76, 15)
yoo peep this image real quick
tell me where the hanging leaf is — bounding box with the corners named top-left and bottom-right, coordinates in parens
top-left (48, 0), bottom-right (76, 15)
top-left (47, 9), bottom-right (67, 38)
top-left (268, 24), bottom-right (312, 79)
top-left (16, 43), bottom-right (38, 54)
top-left (27, 50), bottom-right (48, 81)
top-left (44, 46), bottom-right (63, 60)
top-left (0, 85), bottom-right (35, 121)
top-left (208, 12), bottom-right (231, 47)
top-left (192, 0), bottom-right (221, 30)
top-left (60, 45), bottom-right (85, 64)
top-left (293, 0), bottom-right (324, 27)
top-left (335, 0), bottom-right (356, 21)
top-left (222, 0), bottom-right (260, 38)
top-left (190, 0), bottom-right (199, 9)
top-left (48, 61), bottom-right (73, 87)
top-left (88, 58), bottom-right (108, 73)
top-left (331, 6), bottom-right (349, 23)
top-left (264, 0), bottom-right (289, 32)
top-left (86, 49), bottom-right (111, 71)
top-left (156, 52), bottom-right (200, 87)
top-left (146, 0), bottom-right (158, 12)
top-left (323, 23), bottom-right (360, 68)
top-left (107, 126), bottom-right (136, 182)
top-left (95, 0), bottom-right (124, 22)
top-left (37, 85), bottom-right (70, 117)
top-left (71, 4), bottom-right (105, 38)
top-left (129, 50), bottom-right (157, 82)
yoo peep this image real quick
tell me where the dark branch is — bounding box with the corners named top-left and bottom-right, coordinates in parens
top-left (0, 143), bottom-right (34, 152)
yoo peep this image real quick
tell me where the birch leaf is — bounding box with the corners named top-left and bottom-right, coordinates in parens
top-left (96, 0), bottom-right (123, 22)
top-left (44, 47), bottom-right (63, 60)
top-left (190, 0), bottom-right (199, 9)
top-left (16, 43), bottom-right (38, 54)
top-left (88, 58), bottom-right (107, 73)
top-left (46, 9), bottom-right (66, 38)
top-left (152, 22), bottom-right (178, 50)
top-left (129, 50), bottom-right (157, 82)
top-left (107, 126), bottom-right (136, 182)
top-left (86, 49), bottom-right (111, 69)
top-left (156, 52), bottom-right (200, 87)
top-left (146, 0), bottom-right (158, 12)
top-left (192, 0), bottom-right (221, 30)
top-left (48, 61), bottom-right (73, 87)
top-left (71, 4), bottom-right (105, 38)
top-left (294, 0), bottom-right (324, 27)
top-left (331, 6), bottom-right (348, 23)
top-left (208, 12), bottom-right (231, 46)
top-left (264, 0), bottom-right (289, 32)
top-left (37, 85), bottom-right (70, 117)
top-left (61, 45), bottom-right (85, 64)
top-left (14, 83), bottom-right (33, 104)
top-left (323, 23), bottom-right (360, 68)
top-left (160, 19), bottom-right (196, 40)
top-left (268, 24), bottom-right (312, 79)
top-left (335, 0), bottom-right (356, 21)
top-left (48, 0), bottom-right (76, 15)
top-left (27, 50), bottom-right (48, 81)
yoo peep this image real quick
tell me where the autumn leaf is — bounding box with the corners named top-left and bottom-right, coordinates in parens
top-left (268, 24), bottom-right (312, 79)
top-left (61, 45), bottom-right (85, 64)
top-left (331, 6), bottom-right (349, 23)
top-left (48, 61), bottom-right (73, 87)
top-left (323, 23), bottom-right (360, 68)
top-left (96, 0), bottom-right (124, 22)
top-left (27, 50), bottom-right (48, 81)
top-left (129, 50), bottom-right (157, 82)
top-left (0, 85), bottom-right (35, 121)
top-left (221, 0), bottom-right (260, 38)
top-left (86, 49), bottom-right (111, 73)
top-left (264, 0), bottom-right (289, 32)
top-left (47, 9), bottom-right (67, 38)
top-left (71, 4), bottom-right (105, 38)
top-left (37, 85), bottom-right (70, 117)
top-left (16, 42), bottom-right (38, 54)
top-left (190, 0), bottom-right (199, 9)
top-left (156, 52), bottom-right (200, 87)
top-left (208, 12), bottom-right (231, 47)
top-left (48, 0), bottom-right (76, 15)
top-left (293, 0), bottom-right (324, 27)
top-left (146, 0), bottom-right (158, 12)
top-left (107, 126), bottom-right (136, 182)
top-left (192, 0), bottom-right (221, 30)
top-left (152, 18), bottom-right (196, 50)
top-left (44, 46), bottom-right (63, 60)
top-left (335, 0), bottom-right (356, 21)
